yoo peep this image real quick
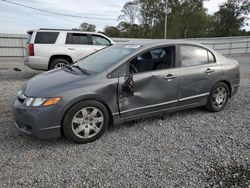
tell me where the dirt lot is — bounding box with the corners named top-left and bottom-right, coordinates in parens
top-left (0, 56), bottom-right (249, 187)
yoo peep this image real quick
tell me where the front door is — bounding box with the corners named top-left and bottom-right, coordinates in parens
top-left (65, 33), bottom-right (94, 61)
top-left (90, 35), bottom-right (111, 52)
top-left (118, 46), bottom-right (180, 118)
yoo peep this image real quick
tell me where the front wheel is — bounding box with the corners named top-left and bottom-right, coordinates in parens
top-left (206, 82), bottom-right (229, 112)
top-left (63, 100), bottom-right (109, 143)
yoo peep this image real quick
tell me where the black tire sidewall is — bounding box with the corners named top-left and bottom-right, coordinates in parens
top-left (63, 100), bottom-right (109, 144)
top-left (49, 58), bottom-right (69, 70)
top-left (207, 82), bottom-right (229, 112)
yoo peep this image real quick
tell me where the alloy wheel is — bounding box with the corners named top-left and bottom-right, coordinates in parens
top-left (54, 62), bottom-right (67, 68)
top-left (212, 87), bottom-right (227, 109)
top-left (71, 107), bottom-right (104, 139)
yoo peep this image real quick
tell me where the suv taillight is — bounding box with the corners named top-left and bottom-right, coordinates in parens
top-left (28, 43), bottom-right (34, 56)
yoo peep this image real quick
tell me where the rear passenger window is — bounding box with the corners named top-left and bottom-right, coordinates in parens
top-left (34, 32), bottom-right (59, 44)
top-left (66, 33), bottom-right (89, 45)
top-left (92, 35), bottom-right (111, 46)
top-left (181, 46), bottom-right (209, 67)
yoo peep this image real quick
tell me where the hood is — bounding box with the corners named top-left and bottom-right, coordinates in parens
top-left (23, 68), bottom-right (89, 97)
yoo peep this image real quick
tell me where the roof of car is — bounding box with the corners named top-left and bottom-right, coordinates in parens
top-left (118, 39), bottom-right (209, 49)
top-left (121, 39), bottom-right (199, 45)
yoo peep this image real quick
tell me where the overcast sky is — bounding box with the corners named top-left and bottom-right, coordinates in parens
top-left (0, 0), bottom-right (249, 34)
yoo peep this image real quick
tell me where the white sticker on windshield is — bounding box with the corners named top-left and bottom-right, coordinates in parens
top-left (124, 45), bottom-right (141, 49)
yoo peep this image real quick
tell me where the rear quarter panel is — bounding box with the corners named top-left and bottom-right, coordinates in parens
top-left (218, 56), bottom-right (240, 87)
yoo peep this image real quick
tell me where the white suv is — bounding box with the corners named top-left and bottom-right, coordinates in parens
top-left (25, 29), bottom-right (115, 70)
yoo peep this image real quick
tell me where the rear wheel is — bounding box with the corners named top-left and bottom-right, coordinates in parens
top-left (63, 100), bottom-right (109, 144)
top-left (49, 58), bottom-right (69, 70)
top-left (206, 82), bottom-right (229, 112)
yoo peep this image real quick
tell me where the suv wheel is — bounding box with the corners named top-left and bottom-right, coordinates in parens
top-left (63, 100), bottom-right (109, 144)
top-left (206, 82), bottom-right (229, 112)
top-left (49, 58), bottom-right (69, 70)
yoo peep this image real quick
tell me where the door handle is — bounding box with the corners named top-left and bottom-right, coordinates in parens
top-left (164, 74), bottom-right (177, 80)
top-left (68, 48), bottom-right (75, 50)
top-left (205, 68), bottom-right (215, 74)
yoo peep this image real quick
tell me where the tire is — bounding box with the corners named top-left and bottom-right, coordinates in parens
top-left (49, 58), bottom-right (70, 70)
top-left (63, 100), bottom-right (109, 144)
top-left (206, 82), bottom-right (229, 112)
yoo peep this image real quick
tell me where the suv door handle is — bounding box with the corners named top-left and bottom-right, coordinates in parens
top-left (205, 68), bottom-right (215, 73)
top-left (68, 48), bottom-right (75, 50)
top-left (164, 74), bottom-right (177, 80)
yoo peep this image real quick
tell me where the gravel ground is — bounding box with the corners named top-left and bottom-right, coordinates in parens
top-left (0, 56), bottom-right (249, 187)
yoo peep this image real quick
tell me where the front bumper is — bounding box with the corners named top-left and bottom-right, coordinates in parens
top-left (13, 99), bottom-right (61, 139)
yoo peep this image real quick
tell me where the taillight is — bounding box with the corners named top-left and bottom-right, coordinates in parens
top-left (28, 43), bottom-right (34, 56)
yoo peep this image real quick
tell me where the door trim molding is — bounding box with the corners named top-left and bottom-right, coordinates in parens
top-left (112, 92), bottom-right (210, 116)
top-left (179, 92), bottom-right (209, 102)
top-left (113, 99), bottom-right (178, 115)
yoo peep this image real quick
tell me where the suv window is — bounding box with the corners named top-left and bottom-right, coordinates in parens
top-left (92, 35), bottom-right (111, 46)
top-left (181, 45), bottom-right (214, 67)
top-left (66, 33), bottom-right (89, 45)
top-left (34, 32), bottom-right (59, 44)
top-left (129, 46), bottom-right (175, 74)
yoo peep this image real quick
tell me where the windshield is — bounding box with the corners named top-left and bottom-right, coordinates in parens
top-left (76, 45), bottom-right (140, 73)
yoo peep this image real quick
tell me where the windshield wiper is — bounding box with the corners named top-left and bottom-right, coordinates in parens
top-left (63, 65), bottom-right (75, 72)
top-left (72, 65), bottom-right (91, 75)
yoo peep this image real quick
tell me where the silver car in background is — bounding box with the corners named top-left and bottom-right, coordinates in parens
top-left (25, 28), bottom-right (115, 70)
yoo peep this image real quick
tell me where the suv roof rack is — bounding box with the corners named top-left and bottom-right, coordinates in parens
top-left (39, 28), bottom-right (81, 31)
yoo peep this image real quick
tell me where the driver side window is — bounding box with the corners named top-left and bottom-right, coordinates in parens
top-left (129, 46), bottom-right (175, 74)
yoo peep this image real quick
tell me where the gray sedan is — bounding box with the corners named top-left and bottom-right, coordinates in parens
top-left (13, 41), bottom-right (240, 143)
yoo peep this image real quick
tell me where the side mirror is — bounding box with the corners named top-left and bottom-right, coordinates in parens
top-left (122, 74), bottom-right (134, 96)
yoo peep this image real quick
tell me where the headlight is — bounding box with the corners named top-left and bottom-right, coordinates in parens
top-left (17, 91), bottom-right (61, 107)
top-left (23, 97), bottom-right (61, 107)
top-left (24, 98), bottom-right (46, 107)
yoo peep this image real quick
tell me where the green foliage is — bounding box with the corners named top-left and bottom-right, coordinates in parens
top-left (209, 0), bottom-right (250, 37)
top-left (101, 0), bottom-right (250, 38)
top-left (117, 22), bottom-right (145, 38)
top-left (79, 22), bottom-right (96, 32)
top-left (103, 26), bottom-right (121, 37)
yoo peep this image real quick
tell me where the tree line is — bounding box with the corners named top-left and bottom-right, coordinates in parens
top-left (77, 0), bottom-right (250, 39)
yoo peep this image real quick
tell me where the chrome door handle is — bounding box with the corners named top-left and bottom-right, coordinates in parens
top-left (205, 68), bottom-right (215, 73)
top-left (68, 48), bottom-right (75, 50)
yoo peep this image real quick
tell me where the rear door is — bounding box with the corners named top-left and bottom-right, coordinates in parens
top-left (179, 45), bottom-right (222, 105)
top-left (117, 46), bottom-right (180, 118)
top-left (65, 33), bottom-right (94, 61)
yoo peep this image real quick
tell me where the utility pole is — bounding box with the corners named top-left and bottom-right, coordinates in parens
top-left (164, 2), bottom-right (168, 39)
top-left (164, 1), bottom-right (171, 39)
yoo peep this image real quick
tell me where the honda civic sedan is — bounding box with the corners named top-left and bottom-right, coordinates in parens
top-left (13, 41), bottom-right (240, 143)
